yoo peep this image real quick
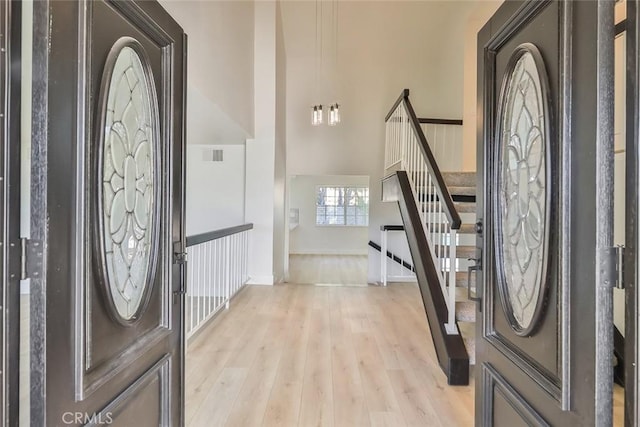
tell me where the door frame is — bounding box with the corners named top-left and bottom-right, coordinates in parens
top-left (0, 0), bottom-right (21, 425)
top-left (626, 2), bottom-right (640, 425)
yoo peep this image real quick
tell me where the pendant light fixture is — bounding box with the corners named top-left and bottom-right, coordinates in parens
top-left (311, 0), bottom-right (340, 127)
top-left (312, 104), bottom-right (323, 126)
top-left (328, 103), bottom-right (340, 126)
top-left (311, 0), bottom-right (323, 126)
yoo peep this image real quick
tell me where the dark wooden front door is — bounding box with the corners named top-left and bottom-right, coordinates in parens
top-left (476, 1), bottom-right (614, 425)
top-left (30, 1), bottom-right (186, 425)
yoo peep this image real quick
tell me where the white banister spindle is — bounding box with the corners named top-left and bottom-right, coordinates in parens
top-left (381, 229), bottom-right (388, 287)
top-left (447, 229), bottom-right (457, 333)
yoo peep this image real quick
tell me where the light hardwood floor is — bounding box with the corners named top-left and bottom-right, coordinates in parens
top-left (185, 283), bottom-right (475, 427)
top-left (288, 254), bottom-right (368, 286)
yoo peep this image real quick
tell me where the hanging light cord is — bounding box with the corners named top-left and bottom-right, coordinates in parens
top-left (314, 0), bottom-right (318, 99)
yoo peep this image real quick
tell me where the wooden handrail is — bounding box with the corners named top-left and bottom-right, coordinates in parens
top-left (368, 240), bottom-right (415, 272)
top-left (186, 223), bottom-right (253, 247)
top-left (418, 118), bottom-right (463, 126)
top-left (391, 172), bottom-right (469, 384)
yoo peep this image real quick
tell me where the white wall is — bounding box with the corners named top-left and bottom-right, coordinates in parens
top-left (289, 175), bottom-right (369, 255)
top-left (281, 1), bottom-right (480, 282)
top-left (613, 1), bottom-right (626, 335)
top-left (245, 0), bottom-right (283, 285)
top-left (461, 0), bottom-right (503, 171)
top-left (158, 1), bottom-right (257, 245)
top-left (159, 0), bottom-right (255, 138)
top-left (186, 145), bottom-right (246, 235)
top-left (273, 1), bottom-right (287, 284)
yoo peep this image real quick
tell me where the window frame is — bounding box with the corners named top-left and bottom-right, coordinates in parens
top-left (315, 185), bottom-right (370, 227)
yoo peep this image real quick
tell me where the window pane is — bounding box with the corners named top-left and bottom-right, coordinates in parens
top-left (316, 185), bottom-right (369, 226)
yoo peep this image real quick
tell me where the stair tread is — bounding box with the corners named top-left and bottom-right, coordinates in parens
top-left (448, 186), bottom-right (476, 196)
top-left (423, 201), bottom-right (476, 213)
top-left (458, 322), bottom-right (476, 365)
top-left (442, 172), bottom-right (477, 187)
top-left (455, 300), bottom-right (476, 322)
top-left (435, 245), bottom-right (475, 258)
top-left (428, 223), bottom-right (475, 234)
top-left (456, 223), bottom-right (476, 234)
top-left (454, 270), bottom-right (476, 287)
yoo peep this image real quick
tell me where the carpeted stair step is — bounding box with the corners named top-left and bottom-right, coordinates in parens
top-left (455, 300), bottom-right (476, 323)
top-left (458, 321), bottom-right (476, 365)
top-left (428, 223), bottom-right (475, 234)
top-left (448, 186), bottom-right (476, 197)
top-left (423, 201), bottom-right (476, 213)
top-left (442, 172), bottom-right (477, 188)
top-left (456, 223), bottom-right (476, 234)
top-left (454, 271), bottom-right (476, 287)
top-left (434, 245), bottom-right (475, 259)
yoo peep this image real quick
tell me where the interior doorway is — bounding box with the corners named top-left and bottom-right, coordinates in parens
top-left (287, 174), bottom-right (370, 285)
top-left (613, 2), bottom-right (626, 424)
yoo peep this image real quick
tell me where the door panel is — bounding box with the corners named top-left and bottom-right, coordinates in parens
top-left (489, 2), bottom-right (560, 380)
top-left (30, 1), bottom-right (185, 425)
top-left (84, 1), bottom-right (171, 391)
top-left (476, 1), bottom-right (614, 425)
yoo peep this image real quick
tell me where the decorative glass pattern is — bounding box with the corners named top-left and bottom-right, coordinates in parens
top-left (100, 44), bottom-right (158, 321)
top-left (497, 48), bottom-right (548, 333)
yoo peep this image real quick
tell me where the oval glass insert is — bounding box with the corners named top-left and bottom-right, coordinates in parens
top-left (98, 40), bottom-right (159, 322)
top-left (496, 44), bottom-right (550, 335)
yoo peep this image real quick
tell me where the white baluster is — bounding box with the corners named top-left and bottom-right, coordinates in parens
top-left (447, 227), bottom-right (458, 335)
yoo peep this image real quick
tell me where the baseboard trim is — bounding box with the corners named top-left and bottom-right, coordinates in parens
top-left (246, 275), bottom-right (274, 285)
top-left (289, 250), bottom-right (368, 256)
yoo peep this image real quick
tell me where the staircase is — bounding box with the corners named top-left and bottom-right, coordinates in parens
top-left (442, 171), bottom-right (477, 365)
top-left (381, 89), bottom-right (478, 385)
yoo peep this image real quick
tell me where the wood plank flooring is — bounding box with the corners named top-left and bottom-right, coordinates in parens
top-left (288, 254), bottom-right (368, 285)
top-left (185, 283), bottom-right (474, 427)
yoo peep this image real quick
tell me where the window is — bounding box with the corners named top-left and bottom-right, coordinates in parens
top-left (316, 186), bottom-right (369, 226)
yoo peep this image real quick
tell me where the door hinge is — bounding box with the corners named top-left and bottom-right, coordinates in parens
top-left (20, 238), bottom-right (44, 280)
top-left (172, 242), bottom-right (188, 302)
top-left (173, 242), bottom-right (188, 265)
top-left (600, 246), bottom-right (624, 289)
top-left (615, 245), bottom-right (625, 289)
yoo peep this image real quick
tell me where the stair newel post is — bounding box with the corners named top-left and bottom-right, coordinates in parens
top-left (447, 227), bottom-right (458, 334)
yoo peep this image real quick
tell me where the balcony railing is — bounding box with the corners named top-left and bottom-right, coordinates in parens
top-left (185, 223), bottom-right (253, 338)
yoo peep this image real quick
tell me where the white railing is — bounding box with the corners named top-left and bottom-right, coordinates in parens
top-left (379, 226), bottom-right (417, 286)
top-left (185, 224), bottom-right (252, 338)
top-left (384, 92), bottom-right (461, 335)
top-left (420, 122), bottom-right (463, 171)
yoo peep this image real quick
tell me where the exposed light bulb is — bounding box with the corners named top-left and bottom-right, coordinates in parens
top-left (329, 105), bottom-right (336, 126)
top-left (328, 103), bottom-right (340, 126)
top-left (318, 104), bottom-right (323, 124)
